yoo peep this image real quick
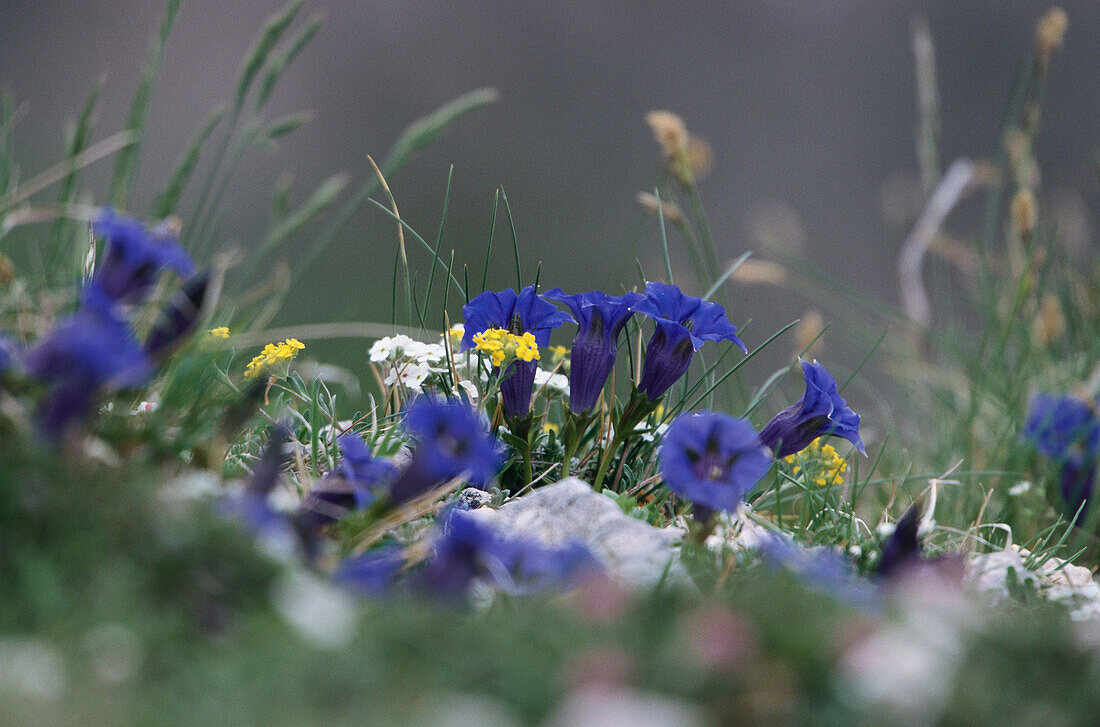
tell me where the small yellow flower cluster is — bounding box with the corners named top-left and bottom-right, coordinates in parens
top-left (784, 437), bottom-right (847, 487)
top-left (244, 338), bottom-right (305, 378)
top-left (472, 328), bottom-right (540, 367)
top-left (209, 326), bottom-right (230, 339)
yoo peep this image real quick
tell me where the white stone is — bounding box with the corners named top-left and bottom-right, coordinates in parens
top-left (469, 478), bottom-right (685, 587)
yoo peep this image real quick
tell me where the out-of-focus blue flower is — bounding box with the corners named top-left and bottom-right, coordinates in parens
top-left (758, 534), bottom-right (876, 609)
top-left (144, 270), bottom-right (210, 358)
top-left (1022, 394), bottom-right (1100, 520)
top-left (461, 286), bottom-right (572, 418)
top-left (1022, 393), bottom-right (1100, 460)
top-left (23, 288), bottom-right (152, 434)
top-left (295, 434), bottom-right (397, 531)
top-left (422, 509), bottom-right (601, 596)
top-left (630, 282), bottom-right (745, 401)
top-left (545, 288), bottom-right (643, 414)
top-left (90, 208), bottom-right (194, 303)
top-left (758, 359), bottom-right (864, 458)
top-left (877, 505), bottom-right (921, 578)
top-left (0, 334), bottom-right (17, 375)
top-left (659, 411), bottom-right (772, 516)
top-left (220, 425), bottom-right (299, 551)
top-left (389, 396), bottom-right (502, 505)
top-left (333, 546), bottom-right (404, 597)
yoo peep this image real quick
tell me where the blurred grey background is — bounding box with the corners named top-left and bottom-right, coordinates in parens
top-left (1, 1), bottom-right (1097, 389)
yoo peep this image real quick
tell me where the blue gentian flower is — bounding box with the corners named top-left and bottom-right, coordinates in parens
top-left (333, 546), bottom-right (404, 597)
top-left (758, 359), bottom-right (865, 458)
top-left (1022, 393), bottom-right (1100, 520)
top-left (295, 434), bottom-right (397, 531)
top-left (758, 534), bottom-right (877, 609)
top-left (90, 208), bottom-right (194, 303)
top-left (389, 396), bottom-right (502, 504)
top-left (544, 288), bottom-right (644, 414)
top-left (659, 411), bottom-right (773, 517)
top-left (461, 286), bottom-right (573, 418)
top-left (631, 282), bottom-right (746, 401)
top-left (422, 509), bottom-right (600, 596)
top-left (23, 287), bottom-right (152, 434)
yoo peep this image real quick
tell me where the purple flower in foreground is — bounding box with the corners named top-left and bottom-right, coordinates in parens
top-left (1022, 393), bottom-right (1100, 460)
top-left (758, 535), bottom-right (876, 608)
top-left (461, 286), bottom-right (573, 418)
top-left (219, 425), bottom-right (299, 551)
top-left (90, 208), bottom-right (194, 303)
top-left (422, 509), bottom-right (601, 596)
top-left (144, 270), bottom-right (210, 358)
top-left (877, 505), bottom-right (922, 579)
top-left (333, 546), bottom-right (404, 597)
top-left (631, 282), bottom-right (745, 401)
top-left (1022, 393), bottom-right (1100, 520)
top-left (758, 360), bottom-right (864, 458)
top-left (389, 396), bottom-right (502, 505)
top-left (23, 288), bottom-right (152, 434)
top-left (295, 434), bottom-right (397, 531)
top-left (659, 411), bottom-right (772, 517)
top-left (544, 288), bottom-right (643, 414)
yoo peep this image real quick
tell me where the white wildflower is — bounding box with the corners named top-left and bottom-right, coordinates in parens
top-left (534, 368), bottom-right (569, 396)
top-left (384, 361), bottom-right (432, 390)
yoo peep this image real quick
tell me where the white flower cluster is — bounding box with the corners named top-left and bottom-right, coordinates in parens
top-left (369, 333), bottom-right (480, 400)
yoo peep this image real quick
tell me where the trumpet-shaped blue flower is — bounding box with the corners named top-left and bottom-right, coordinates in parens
top-left (1022, 393), bottom-right (1100, 520)
top-left (461, 286), bottom-right (572, 417)
top-left (422, 509), bottom-right (601, 596)
top-left (23, 287), bottom-right (152, 434)
top-left (631, 282), bottom-right (745, 401)
top-left (544, 288), bottom-right (643, 414)
top-left (758, 360), bottom-right (864, 458)
top-left (90, 208), bottom-right (194, 303)
top-left (659, 411), bottom-right (772, 516)
top-left (389, 396), bottom-right (502, 504)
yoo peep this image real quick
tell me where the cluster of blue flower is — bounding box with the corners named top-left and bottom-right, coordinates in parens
top-left (231, 395), bottom-right (599, 597)
top-left (1024, 392), bottom-right (1100, 520)
top-left (11, 209), bottom-right (204, 435)
top-left (462, 282), bottom-right (864, 517)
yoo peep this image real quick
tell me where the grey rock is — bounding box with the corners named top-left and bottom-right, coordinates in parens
top-left (469, 478), bottom-right (685, 587)
top-left (454, 487), bottom-right (493, 511)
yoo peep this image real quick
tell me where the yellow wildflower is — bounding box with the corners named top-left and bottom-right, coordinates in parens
top-left (472, 328), bottom-right (540, 367)
top-left (209, 326), bottom-right (230, 339)
top-left (244, 338), bottom-right (305, 378)
top-left (783, 437), bottom-right (848, 487)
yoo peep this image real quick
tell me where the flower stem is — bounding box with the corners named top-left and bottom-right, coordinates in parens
top-left (592, 389), bottom-right (661, 491)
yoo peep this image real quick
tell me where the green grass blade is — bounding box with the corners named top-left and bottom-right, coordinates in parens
top-left (152, 107), bottom-right (225, 218)
top-left (233, 0), bottom-right (304, 118)
top-left (422, 165), bottom-right (455, 330)
top-left (109, 0), bottom-right (183, 207)
top-left (255, 12), bottom-right (324, 111)
top-left (655, 188), bottom-right (673, 284)
top-left (246, 172), bottom-right (348, 279)
top-left (703, 250), bottom-right (752, 302)
top-left (286, 88), bottom-right (498, 294)
top-left (264, 111), bottom-right (314, 140)
top-left (481, 189), bottom-right (500, 293)
top-left (500, 186), bottom-right (522, 289)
